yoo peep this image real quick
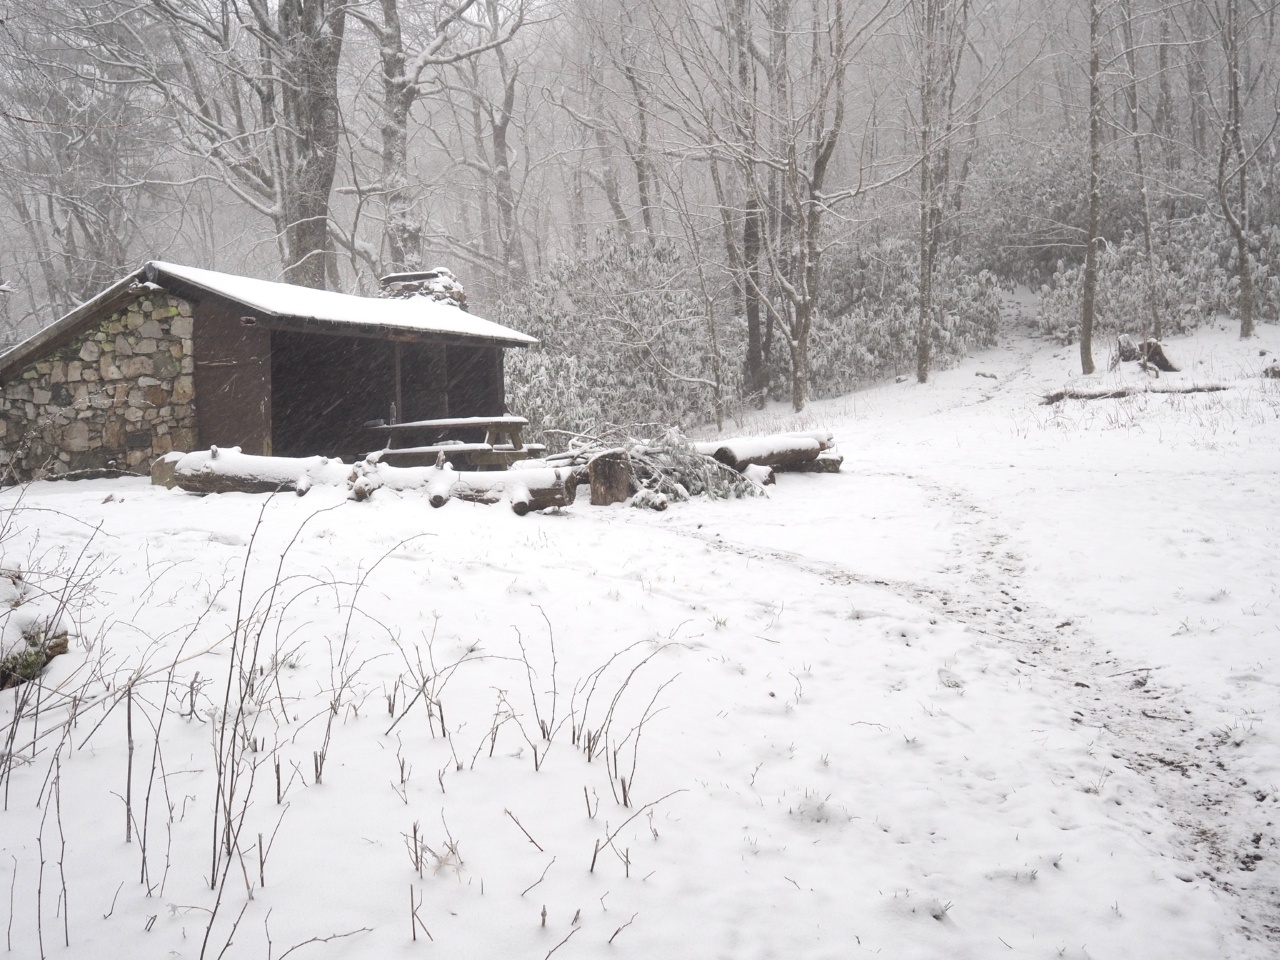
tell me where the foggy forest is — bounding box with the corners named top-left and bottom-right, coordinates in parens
top-left (1, 0), bottom-right (1277, 432)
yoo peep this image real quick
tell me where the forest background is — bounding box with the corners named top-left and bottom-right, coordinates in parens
top-left (1, 0), bottom-right (1277, 440)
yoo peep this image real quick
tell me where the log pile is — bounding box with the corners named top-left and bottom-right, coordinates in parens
top-left (546, 429), bottom-right (844, 507)
top-left (156, 447), bottom-right (575, 514)
top-left (154, 428), bottom-right (843, 513)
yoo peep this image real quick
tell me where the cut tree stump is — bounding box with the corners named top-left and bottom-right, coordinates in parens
top-left (589, 450), bottom-right (633, 505)
top-left (1114, 335), bottom-right (1179, 373)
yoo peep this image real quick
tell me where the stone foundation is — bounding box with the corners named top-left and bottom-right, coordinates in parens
top-left (1, 293), bottom-right (198, 480)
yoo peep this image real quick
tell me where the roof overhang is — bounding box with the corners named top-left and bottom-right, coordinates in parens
top-left (145, 262), bottom-right (538, 349)
top-left (0, 269), bottom-right (150, 382)
top-left (0, 262), bottom-right (537, 382)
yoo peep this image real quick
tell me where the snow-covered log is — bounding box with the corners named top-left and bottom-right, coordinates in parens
top-left (350, 460), bottom-right (576, 514)
top-left (741, 463), bottom-right (776, 486)
top-left (166, 447), bottom-right (352, 495)
top-left (693, 431), bottom-right (833, 473)
top-left (1040, 383), bottom-right (1230, 405)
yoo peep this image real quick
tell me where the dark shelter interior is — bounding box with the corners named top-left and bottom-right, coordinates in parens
top-left (269, 332), bottom-right (504, 459)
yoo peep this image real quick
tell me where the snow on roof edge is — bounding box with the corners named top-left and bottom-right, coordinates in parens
top-left (146, 262), bottom-right (537, 347)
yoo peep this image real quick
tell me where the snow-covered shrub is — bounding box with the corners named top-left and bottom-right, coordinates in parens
top-left (497, 242), bottom-right (742, 448)
top-left (1035, 214), bottom-right (1280, 343)
top-left (0, 503), bottom-right (97, 687)
top-left (812, 239), bottom-right (1003, 389)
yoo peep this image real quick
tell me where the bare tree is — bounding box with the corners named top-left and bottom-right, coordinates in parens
top-left (1208, 0), bottom-right (1279, 339)
top-left (641, 0), bottom-right (894, 411)
top-left (1079, 0), bottom-right (1103, 374)
top-left (78, 0), bottom-right (352, 289)
top-left (0, 10), bottom-right (175, 323)
top-left (910, 0), bottom-right (972, 384)
top-left (1119, 0), bottom-right (1163, 339)
top-left (343, 0), bottom-right (523, 276)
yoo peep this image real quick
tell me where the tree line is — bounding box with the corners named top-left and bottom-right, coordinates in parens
top-left (1, 0), bottom-right (1277, 427)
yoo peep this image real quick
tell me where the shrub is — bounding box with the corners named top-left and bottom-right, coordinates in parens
top-left (1035, 213), bottom-right (1280, 343)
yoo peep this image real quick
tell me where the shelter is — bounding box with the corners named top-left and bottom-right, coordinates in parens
top-left (0, 262), bottom-right (536, 479)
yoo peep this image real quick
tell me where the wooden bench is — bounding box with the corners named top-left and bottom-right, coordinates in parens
top-left (366, 416), bottom-right (546, 469)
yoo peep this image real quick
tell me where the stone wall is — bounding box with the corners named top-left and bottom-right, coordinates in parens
top-left (0, 292), bottom-right (198, 479)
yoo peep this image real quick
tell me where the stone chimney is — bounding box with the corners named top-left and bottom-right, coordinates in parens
top-left (378, 267), bottom-right (467, 311)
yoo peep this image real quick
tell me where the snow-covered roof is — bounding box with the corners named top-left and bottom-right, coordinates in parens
top-left (145, 262), bottom-right (537, 347)
top-left (0, 261), bottom-right (536, 380)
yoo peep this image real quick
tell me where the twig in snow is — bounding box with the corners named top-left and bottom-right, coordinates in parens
top-left (505, 808), bottom-right (543, 852)
top-left (521, 858), bottom-right (555, 897)
top-left (608, 913), bottom-right (639, 944)
top-left (544, 926), bottom-right (580, 958)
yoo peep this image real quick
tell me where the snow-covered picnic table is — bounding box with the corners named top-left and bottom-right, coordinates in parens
top-left (365, 414), bottom-right (546, 469)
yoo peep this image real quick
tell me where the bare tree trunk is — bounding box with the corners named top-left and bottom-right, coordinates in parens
top-left (276, 0), bottom-right (347, 289)
top-left (1121, 0), bottom-right (1162, 339)
top-left (1217, 0), bottom-right (1255, 338)
top-left (375, 0), bottom-right (425, 272)
top-left (1080, 0), bottom-right (1102, 374)
top-left (914, 0), bottom-right (968, 385)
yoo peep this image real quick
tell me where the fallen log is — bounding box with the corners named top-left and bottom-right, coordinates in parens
top-left (1041, 383), bottom-right (1230, 405)
top-left (777, 452), bottom-right (844, 474)
top-left (165, 447), bottom-right (352, 495)
top-left (693, 431), bottom-right (833, 473)
top-left (350, 460), bottom-right (576, 514)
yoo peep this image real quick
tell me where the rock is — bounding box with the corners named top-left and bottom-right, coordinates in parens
top-left (172, 375), bottom-right (195, 404)
top-left (63, 421), bottom-right (91, 452)
top-left (120, 356), bottom-right (154, 378)
top-left (103, 419), bottom-right (125, 449)
top-left (152, 353), bottom-right (179, 379)
top-left (79, 341), bottom-right (100, 362)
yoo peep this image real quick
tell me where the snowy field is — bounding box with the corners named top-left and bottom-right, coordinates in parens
top-left (2, 319), bottom-right (1278, 960)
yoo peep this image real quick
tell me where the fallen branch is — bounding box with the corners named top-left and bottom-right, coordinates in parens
top-left (1041, 383), bottom-right (1231, 405)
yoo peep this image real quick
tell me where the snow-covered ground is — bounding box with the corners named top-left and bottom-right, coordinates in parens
top-left (2, 318), bottom-right (1277, 960)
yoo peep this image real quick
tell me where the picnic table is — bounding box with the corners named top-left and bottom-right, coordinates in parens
top-left (365, 415), bottom-right (546, 469)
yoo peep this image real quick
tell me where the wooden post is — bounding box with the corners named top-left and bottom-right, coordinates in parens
top-left (393, 342), bottom-right (403, 423)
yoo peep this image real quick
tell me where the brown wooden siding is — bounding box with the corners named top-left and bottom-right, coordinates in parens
top-left (192, 300), bottom-right (271, 454)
